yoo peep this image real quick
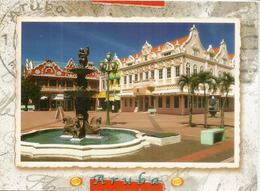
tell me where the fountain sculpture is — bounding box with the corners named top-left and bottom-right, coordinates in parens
top-left (63, 47), bottom-right (102, 139)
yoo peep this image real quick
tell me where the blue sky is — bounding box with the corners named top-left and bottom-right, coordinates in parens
top-left (22, 22), bottom-right (234, 67)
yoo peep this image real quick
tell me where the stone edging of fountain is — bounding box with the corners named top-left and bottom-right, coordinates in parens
top-left (21, 127), bottom-right (149, 160)
top-left (145, 135), bottom-right (181, 146)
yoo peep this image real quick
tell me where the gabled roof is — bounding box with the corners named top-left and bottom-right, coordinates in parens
top-left (213, 47), bottom-right (220, 55)
top-left (229, 53), bottom-right (235, 60)
top-left (120, 35), bottom-right (189, 64)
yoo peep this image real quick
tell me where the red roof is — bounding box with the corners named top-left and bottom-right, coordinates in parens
top-left (213, 47), bottom-right (220, 55)
top-left (229, 53), bottom-right (235, 60)
top-left (120, 35), bottom-right (189, 64)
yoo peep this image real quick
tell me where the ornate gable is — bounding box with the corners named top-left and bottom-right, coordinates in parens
top-left (215, 39), bottom-right (231, 65)
top-left (142, 41), bottom-right (152, 55)
top-left (32, 59), bottom-right (63, 76)
top-left (65, 58), bottom-right (76, 69)
top-left (181, 25), bottom-right (205, 57)
top-left (162, 42), bottom-right (174, 53)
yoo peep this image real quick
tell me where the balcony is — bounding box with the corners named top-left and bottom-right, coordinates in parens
top-left (133, 79), bottom-right (155, 88)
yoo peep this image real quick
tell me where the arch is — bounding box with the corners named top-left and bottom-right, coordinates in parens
top-left (186, 62), bottom-right (191, 76)
top-left (193, 64), bottom-right (197, 74)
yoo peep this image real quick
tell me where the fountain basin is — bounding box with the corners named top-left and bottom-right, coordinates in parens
top-left (21, 127), bottom-right (148, 160)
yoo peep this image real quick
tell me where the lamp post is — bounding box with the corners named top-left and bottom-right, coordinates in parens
top-left (99, 51), bottom-right (118, 125)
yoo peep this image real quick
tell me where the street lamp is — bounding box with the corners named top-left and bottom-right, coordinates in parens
top-left (99, 51), bottom-right (118, 125)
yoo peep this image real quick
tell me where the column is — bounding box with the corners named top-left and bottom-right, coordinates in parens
top-left (126, 75), bottom-right (129, 89)
top-left (215, 64), bottom-right (218, 76)
top-left (171, 65), bottom-right (175, 84)
top-left (163, 67), bottom-right (166, 85)
top-left (155, 68), bottom-right (159, 85)
top-left (180, 63), bottom-right (183, 76)
top-left (205, 62), bottom-right (209, 71)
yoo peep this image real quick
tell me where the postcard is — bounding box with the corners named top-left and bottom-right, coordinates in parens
top-left (15, 17), bottom-right (240, 169)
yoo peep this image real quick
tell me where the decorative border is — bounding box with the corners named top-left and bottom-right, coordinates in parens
top-left (15, 16), bottom-right (240, 168)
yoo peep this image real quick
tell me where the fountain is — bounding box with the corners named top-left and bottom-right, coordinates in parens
top-left (62, 47), bottom-right (102, 140)
top-left (20, 47), bottom-right (148, 160)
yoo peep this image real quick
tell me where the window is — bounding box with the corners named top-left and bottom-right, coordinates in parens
top-left (159, 69), bottom-right (163, 79)
top-left (164, 52), bottom-right (171, 57)
top-left (66, 81), bottom-right (73, 87)
top-left (145, 72), bottom-right (149, 80)
top-left (102, 80), bottom-right (106, 89)
top-left (218, 70), bottom-right (222, 77)
top-left (186, 63), bottom-right (190, 76)
top-left (184, 96), bottom-right (188, 108)
top-left (198, 96), bottom-right (202, 108)
top-left (167, 68), bottom-right (171, 78)
top-left (193, 49), bottom-right (199, 56)
top-left (193, 65), bottom-right (197, 74)
top-left (151, 96), bottom-right (155, 107)
top-left (135, 74), bottom-right (138, 81)
top-left (193, 96), bottom-right (197, 108)
top-left (124, 76), bottom-right (127, 84)
top-left (58, 80), bottom-right (65, 87)
top-left (166, 96), bottom-right (171, 108)
top-left (151, 71), bottom-right (154, 79)
top-left (210, 54), bottom-right (214, 61)
top-left (129, 99), bottom-right (132, 107)
top-left (175, 66), bottom-right (180, 77)
top-left (140, 73), bottom-right (143, 81)
top-left (125, 99), bottom-right (127, 107)
top-left (158, 96), bottom-right (163, 108)
top-left (49, 80), bottom-right (56, 86)
top-left (210, 68), bottom-right (213, 74)
top-left (174, 96), bottom-right (179, 108)
top-left (37, 79), bottom-right (48, 86)
top-left (144, 55), bottom-right (148, 61)
top-left (135, 98), bottom-right (138, 107)
top-left (51, 100), bottom-right (56, 109)
top-left (200, 66), bottom-right (204, 72)
top-left (129, 75), bottom-right (132, 84)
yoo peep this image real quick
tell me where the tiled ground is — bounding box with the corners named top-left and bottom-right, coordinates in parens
top-left (21, 111), bottom-right (235, 162)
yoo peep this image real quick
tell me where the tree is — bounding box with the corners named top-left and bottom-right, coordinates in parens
top-left (21, 76), bottom-right (41, 111)
top-left (193, 71), bottom-right (217, 128)
top-left (177, 74), bottom-right (197, 127)
top-left (218, 72), bottom-right (235, 128)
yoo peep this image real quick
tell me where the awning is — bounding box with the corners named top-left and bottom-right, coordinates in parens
top-left (54, 94), bottom-right (64, 100)
top-left (153, 90), bottom-right (178, 95)
top-left (119, 93), bottom-right (134, 97)
top-left (40, 96), bottom-right (48, 100)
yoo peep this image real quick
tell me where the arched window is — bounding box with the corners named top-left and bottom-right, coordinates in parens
top-left (186, 63), bottom-right (190, 76)
top-left (200, 66), bottom-right (204, 72)
top-left (193, 64), bottom-right (197, 74)
top-left (218, 70), bottom-right (222, 77)
top-left (210, 68), bottom-right (213, 74)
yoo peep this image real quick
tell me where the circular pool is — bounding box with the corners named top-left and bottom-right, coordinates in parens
top-left (21, 127), bottom-right (148, 160)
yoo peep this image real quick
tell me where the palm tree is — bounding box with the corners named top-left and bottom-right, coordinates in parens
top-left (177, 74), bottom-right (196, 127)
top-left (218, 72), bottom-right (235, 128)
top-left (193, 71), bottom-right (217, 128)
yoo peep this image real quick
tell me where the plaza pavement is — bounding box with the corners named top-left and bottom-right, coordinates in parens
top-left (21, 111), bottom-right (234, 162)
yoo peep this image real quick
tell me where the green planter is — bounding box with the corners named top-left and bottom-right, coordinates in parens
top-left (148, 108), bottom-right (156, 116)
top-left (97, 107), bottom-right (103, 112)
